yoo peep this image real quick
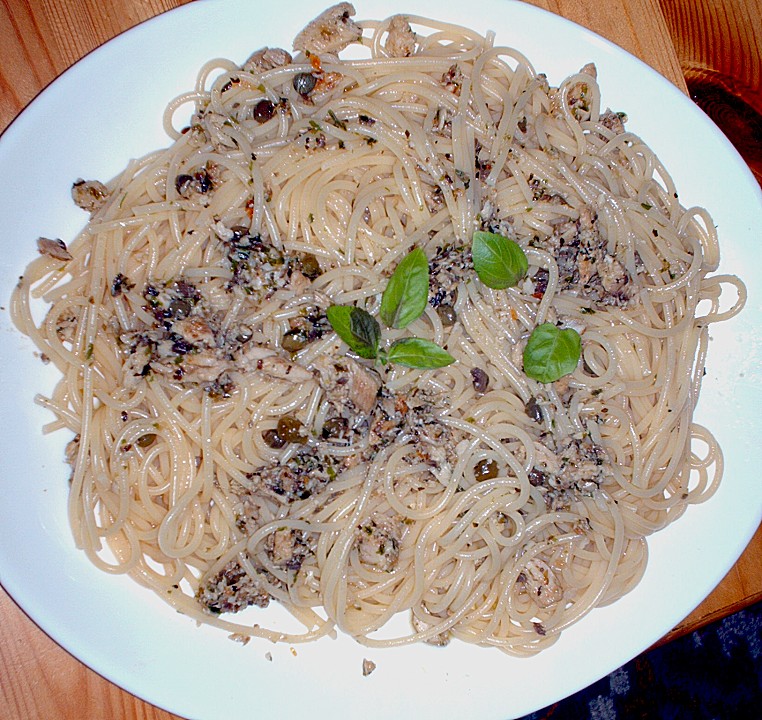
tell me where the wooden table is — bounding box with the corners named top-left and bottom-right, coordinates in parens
top-left (1, 1), bottom-right (760, 718)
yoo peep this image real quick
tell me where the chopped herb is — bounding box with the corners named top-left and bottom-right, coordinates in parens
top-left (328, 109), bottom-right (347, 131)
top-left (454, 169), bottom-right (471, 188)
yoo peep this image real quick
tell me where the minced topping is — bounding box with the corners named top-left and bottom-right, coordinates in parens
top-left (199, 558), bottom-right (274, 614)
top-left (292, 2), bottom-right (362, 55)
top-left (528, 433), bottom-right (611, 511)
top-left (243, 449), bottom-right (337, 504)
top-left (428, 243), bottom-right (472, 314)
top-left (356, 513), bottom-right (403, 571)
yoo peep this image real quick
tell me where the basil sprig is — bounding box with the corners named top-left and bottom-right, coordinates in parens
top-left (523, 323), bottom-right (581, 383)
top-left (472, 230), bottom-right (528, 289)
top-left (327, 248), bottom-right (454, 369)
top-left (380, 247), bottom-right (429, 329)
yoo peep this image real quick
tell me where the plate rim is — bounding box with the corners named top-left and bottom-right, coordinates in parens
top-left (1, 1), bottom-right (761, 719)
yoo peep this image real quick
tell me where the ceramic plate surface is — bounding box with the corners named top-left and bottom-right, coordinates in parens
top-left (1, 1), bottom-right (760, 718)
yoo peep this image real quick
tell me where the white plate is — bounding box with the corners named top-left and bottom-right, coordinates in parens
top-left (1, 1), bottom-right (760, 718)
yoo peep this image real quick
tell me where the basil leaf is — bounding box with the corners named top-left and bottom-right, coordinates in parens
top-left (385, 337), bottom-right (455, 369)
top-left (380, 247), bottom-right (430, 329)
top-left (326, 305), bottom-right (380, 359)
top-left (350, 307), bottom-right (381, 356)
top-left (523, 323), bottom-right (581, 383)
top-left (471, 231), bottom-right (528, 289)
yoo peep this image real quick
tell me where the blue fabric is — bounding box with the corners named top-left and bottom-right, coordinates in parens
top-left (519, 600), bottom-right (762, 719)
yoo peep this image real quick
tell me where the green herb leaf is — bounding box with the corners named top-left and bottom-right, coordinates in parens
top-left (328, 109), bottom-right (347, 131)
top-left (385, 337), bottom-right (455, 369)
top-left (350, 307), bottom-right (381, 356)
top-left (326, 305), bottom-right (380, 359)
top-left (523, 323), bottom-right (581, 383)
top-left (380, 247), bottom-right (430, 329)
top-left (471, 231), bottom-right (528, 289)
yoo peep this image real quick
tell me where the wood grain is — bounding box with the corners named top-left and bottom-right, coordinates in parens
top-left (659, 0), bottom-right (762, 183)
top-left (0, 590), bottom-right (176, 720)
top-left (0, 2), bottom-right (759, 719)
top-left (542, 0), bottom-right (688, 91)
top-left (0, 0), bottom-right (193, 134)
top-left (660, 0), bottom-right (762, 101)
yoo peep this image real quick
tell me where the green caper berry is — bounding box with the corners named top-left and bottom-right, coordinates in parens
top-left (136, 433), bottom-right (157, 448)
top-left (436, 303), bottom-right (457, 326)
top-left (168, 298), bottom-right (192, 320)
top-left (282, 329), bottom-right (309, 353)
top-left (277, 416), bottom-right (307, 444)
top-left (321, 417), bottom-right (348, 439)
top-left (474, 458), bottom-right (499, 481)
top-left (300, 253), bottom-right (321, 279)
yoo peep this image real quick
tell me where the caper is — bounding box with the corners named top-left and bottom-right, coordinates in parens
top-left (277, 415), bottom-right (307, 444)
top-left (252, 99), bottom-right (276, 124)
top-left (282, 329), bottom-right (309, 353)
top-left (300, 253), bottom-right (321, 279)
top-left (322, 417), bottom-right (348, 439)
top-left (293, 72), bottom-right (317, 96)
top-left (168, 298), bottom-right (192, 320)
top-left (524, 396), bottom-right (543, 424)
top-left (235, 324), bottom-right (254, 344)
top-left (470, 367), bottom-right (489, 393)
top-left (230, 225), bottom-right (250, 240)
top-left (528, 467), bottom-right (547, 487)
top-left (175, 174), bottom-right (193, 195)
top-left (193, 170), bottom-right (213, 194)
top-left (206, 374), bottom-right (235, 399)
top-left (436, 303), bottom-right (457, 326)
top-left (136, 433), bottom-right (157, 448)
top-left (474, 458), bottom-right (499, 481)
top-left (263, 428), bottom-right (286, 449)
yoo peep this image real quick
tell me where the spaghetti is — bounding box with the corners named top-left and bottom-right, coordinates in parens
top-left (11, 5), bottom-right (746, 655)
